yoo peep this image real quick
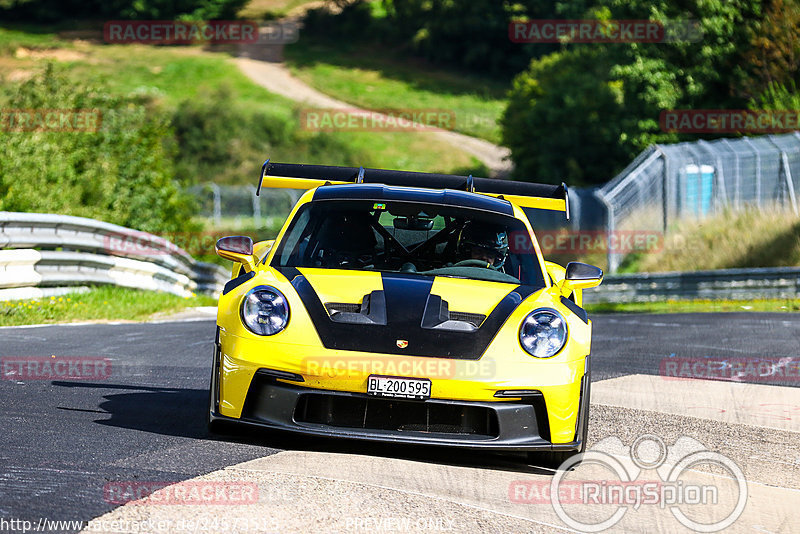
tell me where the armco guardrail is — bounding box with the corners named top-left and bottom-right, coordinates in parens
top-left (5, 211), bottom-right (793, 303)
top-left (0, 212), bottom-right (229, 300)
top-left (584, 266), bottom-right (800, 304)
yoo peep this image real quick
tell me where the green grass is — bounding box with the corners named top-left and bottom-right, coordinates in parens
top-left (629, 207), bottom-right (800, 273)
top-left (66, 43), bottom-right (487, 176)
top-left (0, 27), bottom-right (486, 178)
top-left (0, 25), bottom-right (65, 54)
top-left (0, 286), bottom-right (217, 326)
top-left (284, 38), bottom-right (508, 144)
top-left (548, 206), bottom-right (800, 275)
top-left (75, 46), bottom-right (486, 176)
top-left (586, 298), bottom-right (800, 314)
top-left (67, 44), bottom-right (298, 116)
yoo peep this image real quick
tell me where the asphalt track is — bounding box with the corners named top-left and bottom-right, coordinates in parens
top-left (1, 313), bottom-right (798, 532)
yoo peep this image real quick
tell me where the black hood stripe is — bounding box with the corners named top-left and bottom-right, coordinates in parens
top-left (277, 268), bottom-right (540, 359)
top-left (560, 296), bottom-right (589, 324)
top-left (223, 270), bottom-right (255, 295)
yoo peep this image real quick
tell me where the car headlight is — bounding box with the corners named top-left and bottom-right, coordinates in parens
top-left (241, 286), bottom-right (289, 336)
top-left (519, 309), bottom-right (567, 358)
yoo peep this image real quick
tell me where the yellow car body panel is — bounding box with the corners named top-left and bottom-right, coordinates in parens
top-left (210, 172), bottom-right (600, 454)
top-left (216, 267), bottom-right (591, 444)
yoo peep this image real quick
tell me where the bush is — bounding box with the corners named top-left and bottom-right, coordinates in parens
top-left (0, 68), bottom-right (367, 235)
top-left (753, 81), bottom-right (800, 110)
top-left (299, 0), bottom-right (556, 76)
top-left (171, 85), bottom-right (364, 185)
top-left (381, 0), bottom-right (555, 75)
top-left (302, 1), bottom-right (376, 40)
top-left (0, 65), bottom-right (196, 233)
top-left (502, 48), bottom-right (636, 186)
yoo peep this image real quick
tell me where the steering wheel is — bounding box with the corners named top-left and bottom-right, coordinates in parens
top-left (453, 259), bottom-right (491, 268)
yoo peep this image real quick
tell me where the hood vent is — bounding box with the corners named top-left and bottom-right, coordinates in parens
top-left (325, 302), bottom-right (361, 314)
top-left (449, 311), bottom-right (486, 328)
top-left (325, 290), bottom-right (387, 325)
top-left (421, 295), bottom-right (485, 332)
top-left (324, 292), bottom-right (486, 331)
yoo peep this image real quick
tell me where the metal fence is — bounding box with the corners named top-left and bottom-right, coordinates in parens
top-left (188, 183), bottom-right (610, 235)
top-left (596, 132), bottom-right (800, 272)
top-left (188, 184), bottom-right (302, 229)
top-left (584, 266), bottom-right (800, 304)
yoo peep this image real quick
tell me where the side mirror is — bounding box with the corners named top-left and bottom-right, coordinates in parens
top-left (559, 261), bottom-right (603, 294)
top-left (215, 236), bottom-right (256, 272)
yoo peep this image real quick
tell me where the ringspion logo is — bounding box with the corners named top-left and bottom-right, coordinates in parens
top-left (512, 435), bottom-right (747, 532)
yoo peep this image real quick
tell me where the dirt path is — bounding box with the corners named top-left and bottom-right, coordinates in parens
top-left (235, 41), bottom-right (513, 178)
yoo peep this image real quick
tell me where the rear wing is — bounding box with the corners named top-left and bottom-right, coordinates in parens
top-left (257, 160), bottom-right (569, 218)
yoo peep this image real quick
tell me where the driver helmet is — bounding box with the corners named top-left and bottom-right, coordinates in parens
top-left (458, 221), bottom-right (509, 269)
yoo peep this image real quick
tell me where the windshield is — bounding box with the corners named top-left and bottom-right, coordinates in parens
top-left (272, 199), bottom-right (545, 286)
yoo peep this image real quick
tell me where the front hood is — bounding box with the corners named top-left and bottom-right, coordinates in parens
top-left (299, 267), bottom-right (513, 317)
top-left (275, 267), bottom-right (543, 359)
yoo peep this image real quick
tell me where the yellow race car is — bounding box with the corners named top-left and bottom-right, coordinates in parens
top-left (208, 162), bottom-right (602, 465)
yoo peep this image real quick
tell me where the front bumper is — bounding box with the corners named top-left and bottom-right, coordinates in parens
top-left (209, 371), bottom-right (584, 452)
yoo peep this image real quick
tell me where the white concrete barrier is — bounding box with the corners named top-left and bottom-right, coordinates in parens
top-left (0, 212), bottom-right (229, 300)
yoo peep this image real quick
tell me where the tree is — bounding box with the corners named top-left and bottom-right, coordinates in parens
top-left (502, 48), bottom-right (635, 185)
top-left (738, 0), bottom-right (800, 102)
top-left (0, 66), bottom-right (195, 233)
top-left (502, 0), bottom-right (765, 185)
top-left (380, 0), bottom-right (559, 75)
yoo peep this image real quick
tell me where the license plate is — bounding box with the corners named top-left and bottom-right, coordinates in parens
top-left (367, 375), bottom-right (431, 400)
